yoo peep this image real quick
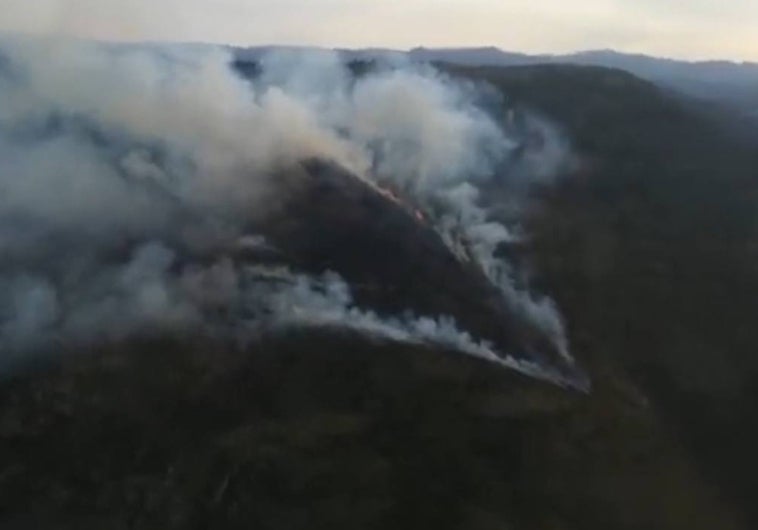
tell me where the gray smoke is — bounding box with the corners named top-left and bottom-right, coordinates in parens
top-left (240, 268), bottom-right (581, 389)
top-left (0, 35), bottom-right (579, 386)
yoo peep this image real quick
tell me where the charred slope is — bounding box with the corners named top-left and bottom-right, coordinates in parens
top-left (258, 158), bottom-right (566, 370)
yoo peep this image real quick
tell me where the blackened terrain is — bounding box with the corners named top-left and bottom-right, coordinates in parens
top-left (262, 158), bottom-right (568, 368)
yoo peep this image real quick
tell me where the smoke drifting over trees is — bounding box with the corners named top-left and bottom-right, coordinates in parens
top-left (0, 36), bottom-right (578, 387)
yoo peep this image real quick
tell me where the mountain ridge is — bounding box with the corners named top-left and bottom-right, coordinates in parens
top-left (231, 45), bottom-right (758, 113)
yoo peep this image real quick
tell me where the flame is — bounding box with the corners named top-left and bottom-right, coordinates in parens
top-left (376, 183), bottom-right (427, 225)
top-left (377, 185), bottom-right (402, 205)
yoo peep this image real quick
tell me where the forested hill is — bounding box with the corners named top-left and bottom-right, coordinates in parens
top-left (443, 62), bottom-right (758, 526)
top-left (2, 58), bottom-right (757, 529)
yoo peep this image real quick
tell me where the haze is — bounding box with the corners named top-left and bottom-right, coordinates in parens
top-left (1, 0), bottom-right (757, 62)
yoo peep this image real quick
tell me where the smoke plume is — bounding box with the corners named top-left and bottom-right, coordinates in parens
top-left (240, 268), bottom-right (582, 389)
top-left (0, 36), bottom-right (583, 389)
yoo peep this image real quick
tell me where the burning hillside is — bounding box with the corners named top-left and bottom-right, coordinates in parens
top-left (0, 36), bottom-right (584, 389)
top-left (1, 37), bottom-right (752, 530)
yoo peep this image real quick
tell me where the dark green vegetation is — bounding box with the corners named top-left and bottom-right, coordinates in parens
top-left (447, 63), bottom-right (758, 526)
top-left (2, 63), bottom-right (757, 528)
top-left (0, 334), bottom-right (742, 529)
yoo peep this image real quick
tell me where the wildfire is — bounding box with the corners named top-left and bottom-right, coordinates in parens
top-left (377, 185), bottom-right (403, 205)
top-left (376, 183), bottom-right (428, 225)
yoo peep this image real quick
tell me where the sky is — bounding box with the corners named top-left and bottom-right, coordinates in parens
top-left (1, 0), bottom-right (757, 61)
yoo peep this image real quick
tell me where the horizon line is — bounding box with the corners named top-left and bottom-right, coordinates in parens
top-left (2, 30), bottom-right (757, 66)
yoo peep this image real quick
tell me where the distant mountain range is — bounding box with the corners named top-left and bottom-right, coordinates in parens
top-left (235, 46), bottom-right (758, 115)
top-left (409, 48), bottom-right (758, 104)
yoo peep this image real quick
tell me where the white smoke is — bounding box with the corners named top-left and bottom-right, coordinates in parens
top-left (241, 269), bottom-right (583, 389)
top-left (0, 36), bottom-right (582, 387)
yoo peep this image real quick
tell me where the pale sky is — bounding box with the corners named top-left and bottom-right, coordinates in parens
top-left (1, 0), bottom-right (757, 61)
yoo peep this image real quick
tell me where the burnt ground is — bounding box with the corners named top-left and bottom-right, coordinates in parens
top-left (259, 159), bottom-right (570, 372)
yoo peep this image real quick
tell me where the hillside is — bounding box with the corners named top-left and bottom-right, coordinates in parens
top-left (0, 330), bottom-right (743, 530)
top-left (442, 63), bottom-right (758, 526)
top-left (2, 55), bottom-right (757, 529)
top-left (407, 48), bottom-right (758, 113)
top-left (237, 45), bottom-right (758, 125)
